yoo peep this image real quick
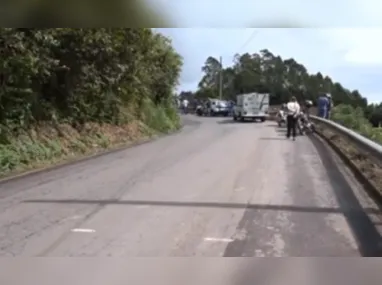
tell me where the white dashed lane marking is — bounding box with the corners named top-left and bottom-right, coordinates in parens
top-left (71, 228), bottom-right (96, 233)
top-left (204, 237), bottom-right (233, 242)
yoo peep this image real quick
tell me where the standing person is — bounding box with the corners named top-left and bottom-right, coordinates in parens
top-left (286, 96), bottom-right (300, 140)
top-left (206, 100), bottom-right (211, 116)
top-left (326, 94), bottom-right (333, 119)
top-left (182, 98), bottom-right (189, 114)
top-left (317, 93), bottom-right (329, 119)
top-left (229, 100), bottom-right (234, 116)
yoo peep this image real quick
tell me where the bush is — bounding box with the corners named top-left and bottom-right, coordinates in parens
top-left (0, 28), bottom-right (182, 127)
top-left (331, 104), bottom-right (382, 145)
top-left (0, 28), bottom-right (183, 174)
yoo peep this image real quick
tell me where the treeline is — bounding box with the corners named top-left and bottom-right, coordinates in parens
top-left (364, 103), bottom-right (382, 128)
top-left (0, 28), bottom-right (182, 138)
top-left (180, 49), bottom-right (382, 127)
top-left (0, 28), bottom-right (182, 174)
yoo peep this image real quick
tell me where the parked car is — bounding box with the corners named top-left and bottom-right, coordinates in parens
top-left (207, 99), bottom-right (229, 116)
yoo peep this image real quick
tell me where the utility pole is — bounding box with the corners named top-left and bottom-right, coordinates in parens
top-left (219, 56), bottom-right (223, 100)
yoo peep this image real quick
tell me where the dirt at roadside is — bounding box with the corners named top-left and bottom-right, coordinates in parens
top-left (314, 123), bottom-right (382, 196)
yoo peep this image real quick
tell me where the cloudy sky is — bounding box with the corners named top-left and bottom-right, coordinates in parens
top-left (151, 0), bottom-right (382, 103)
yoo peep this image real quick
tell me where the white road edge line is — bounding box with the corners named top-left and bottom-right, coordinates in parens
top-left (71, 228), bottom-right (96, 233)
top-left (204, 237), bottom-right (233, 242)
top-left (234, 187), bottom-right (245, 192)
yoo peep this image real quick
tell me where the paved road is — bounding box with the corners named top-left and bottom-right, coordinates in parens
top-left (0, 115), bottom-right (381, 262)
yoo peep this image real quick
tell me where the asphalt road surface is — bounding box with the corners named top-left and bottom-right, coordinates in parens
top-left (1, 115), bottom-right (382, 282)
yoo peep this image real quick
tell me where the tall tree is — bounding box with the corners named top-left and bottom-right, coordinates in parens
top-left (192, 49), bottom-right (370, 108)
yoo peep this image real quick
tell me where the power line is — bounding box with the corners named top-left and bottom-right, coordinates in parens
top-left (217, 29), bottom-right (258, 100)
top-left (219, 56), bottom-right (223, 100)
top-left (237, 29), bottom-right (258, 52)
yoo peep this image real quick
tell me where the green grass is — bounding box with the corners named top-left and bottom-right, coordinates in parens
top-left (0, 100), bottom-right (180, 177)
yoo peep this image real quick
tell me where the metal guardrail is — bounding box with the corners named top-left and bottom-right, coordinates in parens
top-left (309, 115), bottom-right (382, 162)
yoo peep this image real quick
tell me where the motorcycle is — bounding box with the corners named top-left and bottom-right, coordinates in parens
top-left (297, 112), bottom-right (315, 135)
top-left (195, 105), bottom-right (204, 116)
top-left (303, 119), bottom-right (315, 134)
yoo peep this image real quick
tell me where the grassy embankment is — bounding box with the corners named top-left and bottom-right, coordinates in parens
top-left (0, 100), bottom-right (181, 177)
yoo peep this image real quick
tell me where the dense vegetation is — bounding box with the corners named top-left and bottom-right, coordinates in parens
top-left (0, 28), bottom-right (182, 175)
top-left (180, 49), bottom-right (382, 144)
top-left (1, 1), bottom-right (171, 27)
top-left (331, 104), bottom-right (382, 144)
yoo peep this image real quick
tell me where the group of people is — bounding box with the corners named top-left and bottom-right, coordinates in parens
top-left (280, 93), bottom-right (333, 140)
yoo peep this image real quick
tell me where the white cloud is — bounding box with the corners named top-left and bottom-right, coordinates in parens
top-left (320, 29), bottom-right (382, 65)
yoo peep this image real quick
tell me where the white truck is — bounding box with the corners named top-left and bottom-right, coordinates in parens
top-left (233, 92), bottom-right (270, 122)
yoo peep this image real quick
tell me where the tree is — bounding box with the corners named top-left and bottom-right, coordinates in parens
top-left (0, 28), bottom-right (183, 131)
top-left (192, 49), bottom-right (370, 109)
top-left (365, 103), bottom-right (382, 127)
top-left (198, 56), bottom-right (221, 91)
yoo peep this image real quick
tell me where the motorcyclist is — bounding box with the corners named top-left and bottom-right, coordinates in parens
top-left (276, 103), bottom-right (287, 126)
top-left (278, 104), bottom-right (286, 114)
top-left (297, 100), bottom-right (315, 134)
top-left (195, 101), bottom-right (203, 116)
top-left (304, 100), bottom-right (313, 118)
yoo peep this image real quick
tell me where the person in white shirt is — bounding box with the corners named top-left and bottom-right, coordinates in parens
top-left (182, 99), bottom-right (189, 114)
top-left (286, 96), bottom-right (300, 140)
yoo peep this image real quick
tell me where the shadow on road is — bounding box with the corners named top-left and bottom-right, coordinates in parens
top-left (275, 127), bottom-right (287, 133)
top-left (310, 135), bottom-right (382, 256)
top-left (218, 120), bottom-right (276, 125)
top-left (264, 123), bottom-right (280, 128)
top-left (259, 137), bottom-right (287, 141)
top-left (216, 119), bottom-right (238, 124)
top-left (179, 115), bottom-right (202, 126)
top-left (217, 119), bottom-right (263, 125)
top-left (24, 199), bottom-right (382, 216)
